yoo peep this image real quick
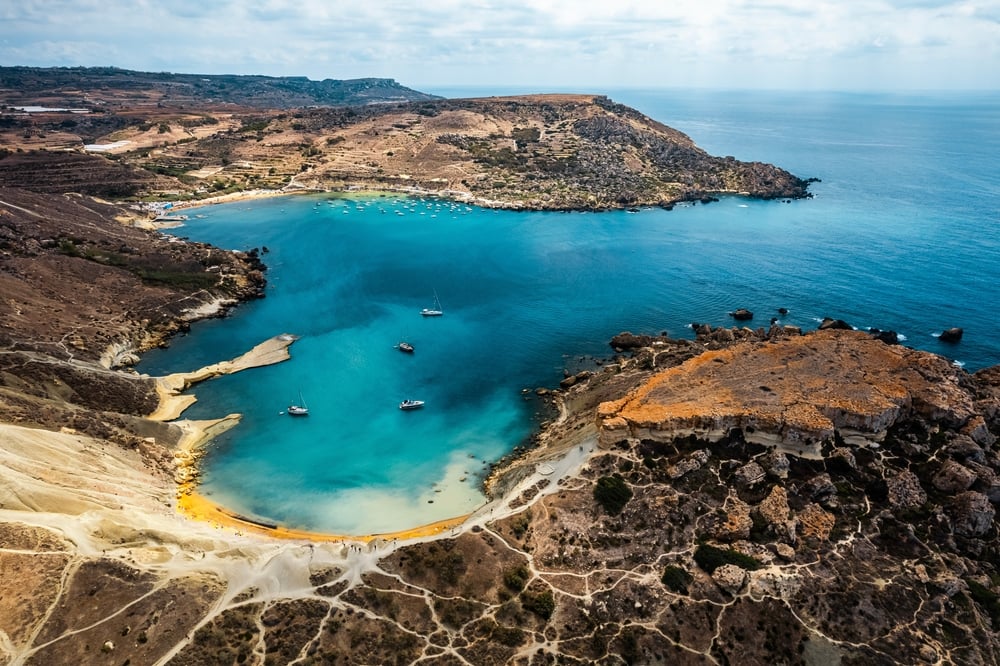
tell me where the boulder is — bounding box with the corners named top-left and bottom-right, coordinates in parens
top-left (796, 503), bottom-right (836, 542)
top-left (609, 331), bottom-right (654, 351)
top-left (667, 449), bottom-right (710, 479)
top-left (949, 491), bottom-right (995, 537)
top-left (712, 563), bottom-right (749, 595)
top-left (942, 435), bottom-right (986, 464)
top-left (827, 447), bottom-right (858, 472)
top-left (804, 473), bottom-right (837, 502)
top-left (713, 498), bottom-right (753, 542)
top-left (717, 327), bottom-right (738, 342)
top-left (756, 485), bottom-right (790, 527)
top-left (869, 328), bottom-right (899, 345)
top-left (560, 371), bottom-right (593, 389)
top-left (887, 469), bottom-right (927, 511)
top-left (734, 461), bottom-right (766, 487)
top-left (966, 462), bottom-right (1000, 503)
top-left (939, 327), bottom-right (964, 343)
top-left (760, 450), bottom-right (790, 479)
top-left (932, 460), bottom-right (977, 494)
top-left (729, 308), bottom-right (753, 321)
top-left (819, 317), bottom-right (852, 331)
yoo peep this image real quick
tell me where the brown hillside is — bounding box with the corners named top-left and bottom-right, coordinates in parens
top-left (1, 94), bottom-right (812, 209)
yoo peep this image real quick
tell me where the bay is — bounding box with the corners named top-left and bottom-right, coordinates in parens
top-left (138, 89), bottom-right (1000, 534)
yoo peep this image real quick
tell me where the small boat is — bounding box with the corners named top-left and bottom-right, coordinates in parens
top-left (399, 399), bottom-right (424, 410)
top-left (396, 341), bottom-right (414, 353)
top-left (287, 392), bottom-right (309, 416)
top-left (421, 290), bottom-right (443, 317)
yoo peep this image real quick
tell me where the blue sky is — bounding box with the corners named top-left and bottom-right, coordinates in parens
top-left (2, 1), bottom-right (998, 92)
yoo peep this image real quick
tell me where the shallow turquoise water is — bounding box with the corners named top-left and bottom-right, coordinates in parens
top-left (139, 90), bottom-right (1000, 534)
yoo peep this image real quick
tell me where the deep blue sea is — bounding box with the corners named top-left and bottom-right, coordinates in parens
top-left (138, 88), bottom-right (1000, 535)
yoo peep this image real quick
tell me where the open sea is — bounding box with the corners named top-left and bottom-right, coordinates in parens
top-left (137, 88), bottom-right (1000, 535)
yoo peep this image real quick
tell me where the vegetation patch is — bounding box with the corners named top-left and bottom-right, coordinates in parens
top-left (520, 589), bottom-right (556, 620)
top-left (693, 543), bottom-right (762, 574)
top-left (594, 474), bottom-right (632, 515)
top-left (661, 565), bottom-right (694, 594)
top-left (503, 565), bottom-right (531, 592)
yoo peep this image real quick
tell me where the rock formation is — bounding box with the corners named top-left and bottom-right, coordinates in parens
top-left (940, 327), bottom-right (964, 343)
top-left (4, 281), bottom-right (998, 663)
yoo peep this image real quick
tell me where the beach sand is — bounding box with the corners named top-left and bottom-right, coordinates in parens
top-left (149, 332), bottom-right (534, 543)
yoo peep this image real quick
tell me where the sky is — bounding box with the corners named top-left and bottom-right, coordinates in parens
top-left (1, 1), bottom-right (999, 93)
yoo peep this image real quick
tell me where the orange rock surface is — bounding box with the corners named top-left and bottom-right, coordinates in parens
top-left (598, 330), bottom-right (974, 454)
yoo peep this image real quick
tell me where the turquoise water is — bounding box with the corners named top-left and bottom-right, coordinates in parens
top-left (139, 89), bottom-right (1000, 534)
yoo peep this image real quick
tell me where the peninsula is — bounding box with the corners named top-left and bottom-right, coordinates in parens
top-left (1, 67), bottom-right (812, 210)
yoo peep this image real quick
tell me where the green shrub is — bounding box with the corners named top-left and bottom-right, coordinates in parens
top-left (661, 565), bottom-right (693, 593)
top-left (503, 565), bottom-right (530, 592)
top-left (491, 624), bottom-right (525, 647)
top-left (521, 589), bottom-right (555, 620)
top-left (693, 543), bottom-right (761, 574)
top-left (594, 474), bottom-right (632, 515)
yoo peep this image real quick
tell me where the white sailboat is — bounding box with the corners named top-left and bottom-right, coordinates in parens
top-left (421, 290), bottom-right (443, 317)
top-left (287, 391), bottom-right (309, 416)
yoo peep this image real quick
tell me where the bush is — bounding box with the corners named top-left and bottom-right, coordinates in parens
top-left (661, 565), bottom-right (693, 594)
top-left (693, 543), bottom-right (761, 574)
top-left (594, 474), bottom-right (632, 515)
top-left (521, 590), bottom-right (555, 620)
top-left (490, 623), bottom-right (525, 647)
top-left (503, 565), bottom-right (530, 592)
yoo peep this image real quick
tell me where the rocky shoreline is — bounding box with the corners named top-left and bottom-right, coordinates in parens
top-left (1, 182), bottom-right (998, 664)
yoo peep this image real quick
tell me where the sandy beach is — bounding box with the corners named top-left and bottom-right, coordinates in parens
top-left (146, 331), bottom-right (590, 544)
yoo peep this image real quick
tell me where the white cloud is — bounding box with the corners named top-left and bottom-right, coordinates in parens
top-left (0, 0), bottom-right (998, 90)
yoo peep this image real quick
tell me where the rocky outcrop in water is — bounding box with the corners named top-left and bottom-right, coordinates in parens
top-left (941, 327), bottom-right (964, 343)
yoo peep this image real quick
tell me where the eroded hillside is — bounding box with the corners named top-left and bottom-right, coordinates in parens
top-left (2, 92), bottom-right (812, 209)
